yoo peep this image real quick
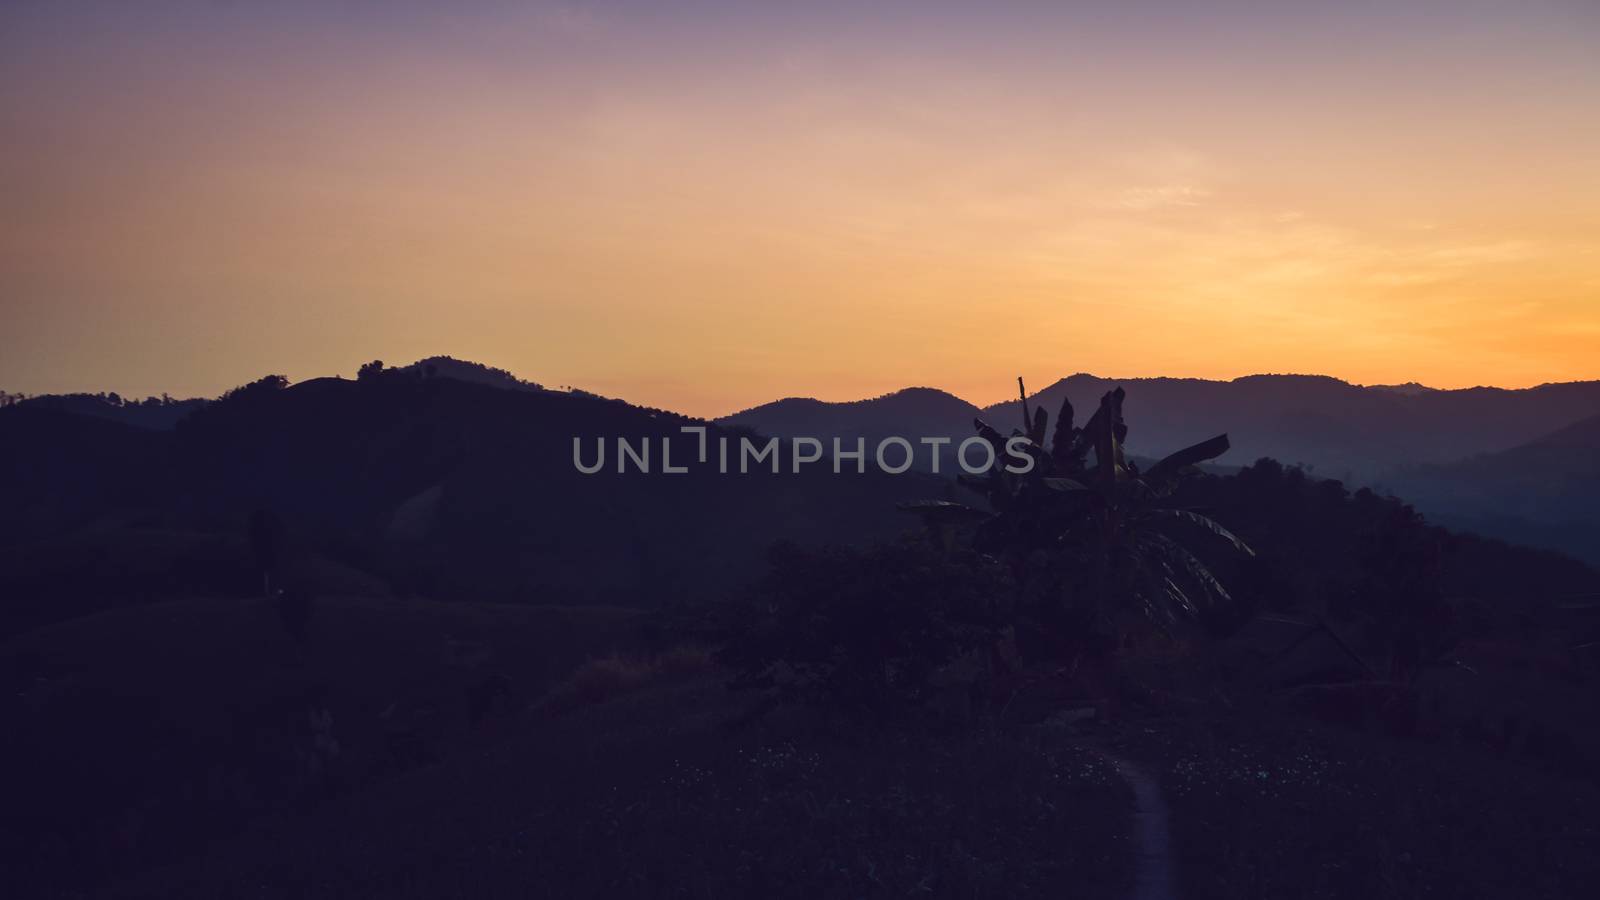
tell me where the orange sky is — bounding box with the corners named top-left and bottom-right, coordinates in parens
top-left (2, 1), bottom-right (1598, 417)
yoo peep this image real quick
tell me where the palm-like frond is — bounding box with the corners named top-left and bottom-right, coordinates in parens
top-left (910, 382), bottom-right (1252, 635)
top-left (1144, 508), bottom-right (1255, 557)
top-left (1143, 433), bottom-right (1231, 484)
top-left (1137, 531), bottom-right (1235, 608)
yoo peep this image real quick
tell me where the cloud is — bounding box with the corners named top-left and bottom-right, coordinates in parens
top-left (1113, 185), bottom-right (1212, 211)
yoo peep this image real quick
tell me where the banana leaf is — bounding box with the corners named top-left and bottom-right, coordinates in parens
top-left (1143, 433), bottom-right (1231, 484)
top-left (1146, 508), bottom-right (1255, 556)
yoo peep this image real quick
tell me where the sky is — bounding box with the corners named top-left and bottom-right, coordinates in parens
top-left (2, 0), bottom-right (1598, 416)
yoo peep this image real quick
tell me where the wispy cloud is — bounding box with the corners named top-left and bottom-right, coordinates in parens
top-left (1114, 185), bottom-right (1211, 211)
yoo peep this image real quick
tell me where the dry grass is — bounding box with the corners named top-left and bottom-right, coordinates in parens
top-left (563, 722), bottom-right (1136, 899)
top-left (1114, 710), bottom-right (1600, 900)
top-left (104, 681), bottom-right (1137, 900)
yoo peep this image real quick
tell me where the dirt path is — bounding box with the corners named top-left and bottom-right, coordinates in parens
top-left (1110, 756), bottom-right (1177, 900)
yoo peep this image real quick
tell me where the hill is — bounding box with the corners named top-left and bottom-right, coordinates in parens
top-left (4, 392), bottom-right (207, 429)
top-left (720, 387), bottom-right (981, 469)
top-left (1391, 414), bottom-right (1600, 564)
top-left (11, 361), bottom-right (1599, 624)
top-left (0, 406), bottom-right (168, 546)
top-left (984, 374), bottom-right (1600, 479)
top-left (389, 356), bottom-right (545, 392)
top-left (0, 593), bottom-right (646, 895)
top-left (723, 387), bottom-right (980, 436)
top-left (719, 373), bottom-right (1600, 560)
top-left (724, 374), bottom-right (1600, 480)
top-left (0, 372), bottom-right (949, 634)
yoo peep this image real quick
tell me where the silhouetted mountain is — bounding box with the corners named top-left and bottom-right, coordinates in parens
top-left (1366, 382), bottom-right (1439, 396)
top-left (9, 361), bottom-right (1600, 631)
top-left (987, 374), bottom-right (1600, 479)
top-left (0, 406), bottom-right (167, 545)
top-left (6, 392), bottom-right (207, 429)
top-left (719, 373), bottom-right (1600, 559)
top-left (726, 374), bottom-right (1600, 479)
top-left (392, 355), bottom-right (546, 392)
top-left (1392, 414), bottom-right (1600, 564)
top-left (1173, 457), bottom-right (1598, 629)
top-left (0, 372), bottom-right (950, 632)
top-left (721, 387), bottom-right (980, 465)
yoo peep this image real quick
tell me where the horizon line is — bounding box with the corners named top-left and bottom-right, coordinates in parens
top-left (9, 359), bottom-right (1600, 422)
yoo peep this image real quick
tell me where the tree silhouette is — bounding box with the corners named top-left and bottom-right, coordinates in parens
top-left (905, 380), bottom-right (1251, 648)
top-left (220, 374), bottom-right (289, 403)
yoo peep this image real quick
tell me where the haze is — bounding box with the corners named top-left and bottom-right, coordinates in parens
top-left (3, 0), bottom-right (1598, 416)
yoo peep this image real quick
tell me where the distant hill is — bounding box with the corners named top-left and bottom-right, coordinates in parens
top-left (719, 373), bottom-right (1600, 561)
top-left (721, 388), bottom-right (980, 468)
top-left (725, 387), bottom-right (979, 434)
top-left (0, 406), bottom-right (168, 545)
top-left (0, 372), bottom-right (951, 632)
top-left (1366, 382), bottom-right (1439, 396)
top-left (1418, 413), bottom-right (1600, 507)
top-left (1391, 414), bottom-right (1600, 564)
top-left (391, 355), bottom-right (545, 392)
top-left (726, 373), bottom-right (1600, 481)
top-left (5, 392), bottom-right (207, 429)
top-left (985, 374), bottom-right (1600, 480)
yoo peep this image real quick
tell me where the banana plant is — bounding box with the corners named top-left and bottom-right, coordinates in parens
top-left (903, 379), bottom-right (1252, 631)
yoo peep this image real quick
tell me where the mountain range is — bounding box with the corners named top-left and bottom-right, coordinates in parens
top-left (723, 374), bottom-right (1600, 479)
top-left (722, 373), bottom-right (1600, 562)
top-left (1392, 412), bottom-right (1600, 564)
top-left (0, 362), bottom-right (951, 635)
top-left (4, 360), bottom-right (1597, 623)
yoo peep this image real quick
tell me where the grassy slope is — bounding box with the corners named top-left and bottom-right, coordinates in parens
top-left (107, 680), bottom-right (1135, 900)
top-left (1, 595), bottom-right (642, 895)
top-left (0, 528), bottom-right (391, 640)
top-left (1114, 709), bottom-right (1600, 900)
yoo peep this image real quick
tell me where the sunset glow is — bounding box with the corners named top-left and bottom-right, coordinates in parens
top-left (4, 0), bottom-right (1598, 416)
